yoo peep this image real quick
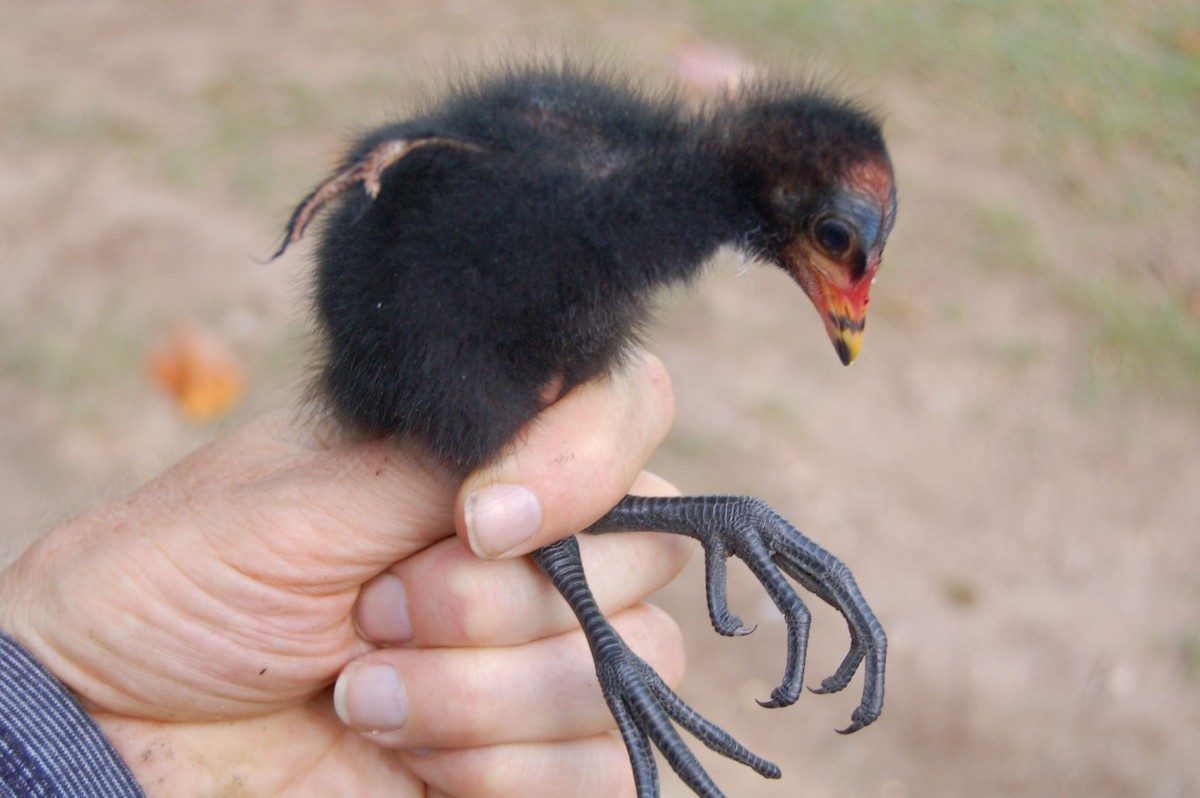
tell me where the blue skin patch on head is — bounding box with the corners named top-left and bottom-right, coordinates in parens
top-left (831, 194), bottom-right (881, 252)
top-left (828, 187), bottom-right (895, 264)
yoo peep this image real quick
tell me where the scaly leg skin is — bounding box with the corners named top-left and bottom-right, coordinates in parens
top-left (588, 495), bottom-right (887, 735)
top-left (531, 536), bottom-right (781, 798)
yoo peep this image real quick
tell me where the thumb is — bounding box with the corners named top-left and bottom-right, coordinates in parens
top-left (455, 350), bottom-right (674, 559)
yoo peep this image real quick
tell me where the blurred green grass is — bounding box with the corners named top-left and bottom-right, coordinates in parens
top-left (693, 0), bottom-right (1199, 180)
top-left (970, 199), bottom-right (1200, 400)
top-left (0, 298), bottom-right (146, 423)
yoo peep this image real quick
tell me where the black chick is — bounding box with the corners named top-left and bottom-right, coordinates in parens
top-left (277, 62), bottom-right (894, 798)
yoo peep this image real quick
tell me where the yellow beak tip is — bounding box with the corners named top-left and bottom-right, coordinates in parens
top-left (834, 334), bottom-right (862, 366)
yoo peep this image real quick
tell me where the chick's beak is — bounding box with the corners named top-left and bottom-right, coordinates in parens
top-left (818, 271), bottom-right (870, 366)
top-left (788, 250), bottom-right (874, 366)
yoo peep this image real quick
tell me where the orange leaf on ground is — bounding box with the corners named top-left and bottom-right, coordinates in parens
top-left (147, 321), bottom-right (245, 421)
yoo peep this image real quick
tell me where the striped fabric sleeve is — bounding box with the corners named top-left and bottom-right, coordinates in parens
top-left (0, 633), bottom-right (144, 797)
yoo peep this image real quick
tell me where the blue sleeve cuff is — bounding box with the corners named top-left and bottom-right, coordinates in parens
top-left (0, 633), bottom-right (144, 797)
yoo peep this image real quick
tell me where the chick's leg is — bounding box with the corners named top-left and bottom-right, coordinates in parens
top-left (531, 535), bottom-right (779, 798)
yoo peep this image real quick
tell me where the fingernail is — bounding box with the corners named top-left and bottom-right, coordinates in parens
top-left (464, 483), bottom-right (543, 558)
top-left (333, 661), bottom-right (408, 732)
top-left (354, 573), bottom-right (413, 644)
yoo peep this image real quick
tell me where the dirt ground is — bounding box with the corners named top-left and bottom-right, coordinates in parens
top-left (2, 1), bottom-right (1198, 796)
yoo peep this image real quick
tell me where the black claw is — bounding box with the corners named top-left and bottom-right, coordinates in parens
top-left (757, 681), bottom-right (802, 709)
top-left (710, 611), bottom-right (748, 637)
top-left (710, 603), bottom-right (755, 637)
top-left (811, 669), bottom-right (853, 695)
top-left (811, 646), bottom-right (866, 695)
top-left (836, 708), bottom-right (873, 735)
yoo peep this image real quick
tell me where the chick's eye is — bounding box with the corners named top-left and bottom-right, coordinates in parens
top-left (815, 219), bottom-right (853, 258)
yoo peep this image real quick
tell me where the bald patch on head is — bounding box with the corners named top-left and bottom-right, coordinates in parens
top-left (847, 156), bottom-right (894, 207)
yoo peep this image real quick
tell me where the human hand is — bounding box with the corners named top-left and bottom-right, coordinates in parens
top-left (0, 350), bottom-right (689, 796)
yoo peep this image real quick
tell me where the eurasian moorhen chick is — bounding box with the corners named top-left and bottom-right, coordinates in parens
top-left (276, 62), bottom-right (895, 798)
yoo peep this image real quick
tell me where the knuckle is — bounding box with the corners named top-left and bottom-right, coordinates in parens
top-left (441, 556), bottom-right (499, 643)
top-left (440, 555), bottom-right (537, 645)
top-left (617, 604), bottom-right (687, 687)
